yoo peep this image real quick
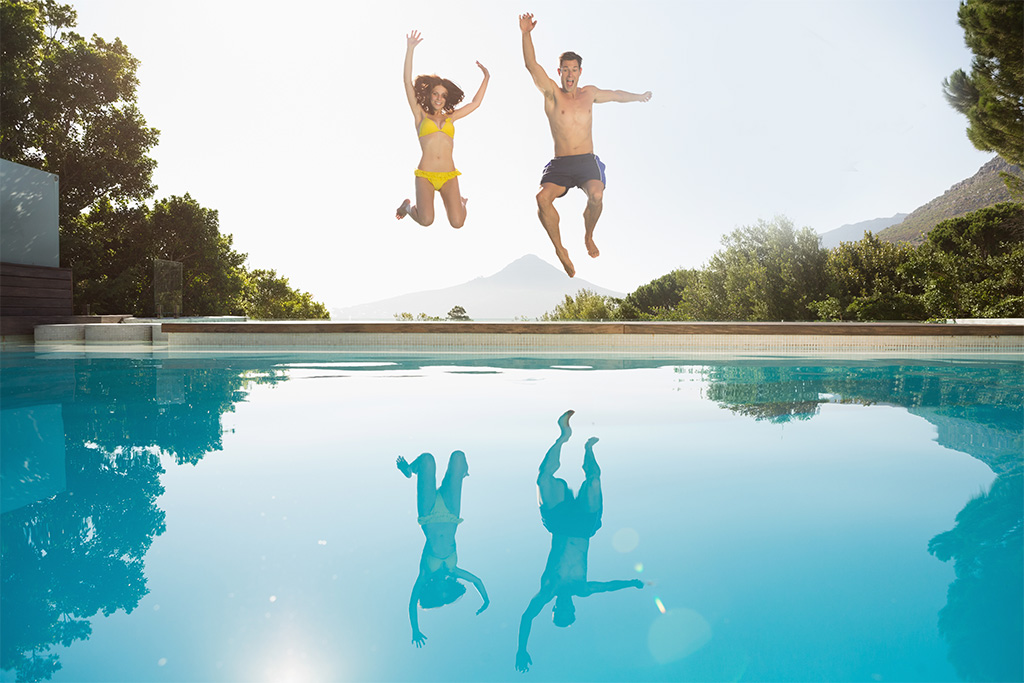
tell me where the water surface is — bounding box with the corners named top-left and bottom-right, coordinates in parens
top-left (2, 352), bottom-right (1021, 682)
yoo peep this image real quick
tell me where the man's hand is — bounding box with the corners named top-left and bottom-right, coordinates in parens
top-left (515, 649), bottom-right (533, 673)
top-left (412, 630), bottom-right (427, 647)
top-left (519, 13), bottom-right (536, 33)
top-left (638, 91), bottom-right (652, 102)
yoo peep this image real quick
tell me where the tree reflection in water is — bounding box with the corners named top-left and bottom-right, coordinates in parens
top-left (700, 359), bottom-right (1023, 682)
top-left (0, 356), bottom-right (288, 682)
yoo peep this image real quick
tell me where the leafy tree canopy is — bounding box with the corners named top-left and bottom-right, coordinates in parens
top-left (617, 269), bottom-right (699, 320)
top-left (542, 289), bottom-right (619, 321)
top-left (243, 269), bottom-right (329, 320)
top-left (447, 305), bottom-right (471, 321)
top-left (687, 217), bottom-right (828, 321)
top-left (943, 0), bottom-right (1024, 169)
top-left (0, 0), bottom-right (159, 221)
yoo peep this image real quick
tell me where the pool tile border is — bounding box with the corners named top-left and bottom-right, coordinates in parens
top-left (152, 321), bottom-right (1024, 354)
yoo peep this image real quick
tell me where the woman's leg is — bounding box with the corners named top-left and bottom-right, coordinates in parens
top-left (438, 450), bottom-right (469, 516)
top-left (396, 176), bottom-right (436, 226)
top-left (438, 176), bottom-right (467, 229)
top-left (397, 453), bottom-right (437, 517)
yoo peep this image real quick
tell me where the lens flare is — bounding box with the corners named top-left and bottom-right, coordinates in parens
top-left (655, 597), bottom-right (666, 614)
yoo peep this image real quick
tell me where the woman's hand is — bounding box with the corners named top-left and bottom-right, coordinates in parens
top-left (407, 30), bottom-right (422, 49)
top-left (476, 61), bottom-right (489, 79)
top-left (515, 649), bottom-right (532, 673)
top-left (476, 597), bottom-right (490, 615)
top-left (412, 629), bottom-right (427, 647)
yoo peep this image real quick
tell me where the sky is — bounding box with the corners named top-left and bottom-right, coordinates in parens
top-left (70, 0), bottom-right (993, 310)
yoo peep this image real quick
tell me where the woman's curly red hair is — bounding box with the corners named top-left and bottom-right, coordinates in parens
top-left (414, 75), bottom-right (465, 114)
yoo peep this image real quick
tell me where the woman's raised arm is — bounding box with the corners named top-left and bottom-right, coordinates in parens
top-left (452, 61), bottom-right (489, 120)
top-left (404, 31), bottom-right (424, 119)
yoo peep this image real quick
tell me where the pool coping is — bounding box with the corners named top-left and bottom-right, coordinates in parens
top-left (17, 319), bottom-right (1023, 355)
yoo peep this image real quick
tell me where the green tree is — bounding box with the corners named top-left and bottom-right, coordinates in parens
top-left (542, 289), bottom-right (618, 321)
top-left (685, 217), bottom-right (828, 321)
top-left (146, 195), bottom-right (248, 316)
top-left (393, 312), bottom-right (442, 321)
top-left (906, 202), bottom-right (1024, 318)
top-left (616, 269), bottom-right (699, 320)
top-left (0, 0), bottom-right (159, 226)
top-left (242, 269), bottom-right (329, 320)
top-left (61, 199), bottom-right (150, 314)
top-left (810, 232), bottom-right (926, 321)
top-left (447, 305), bottom-right (471, 321)
top-left (943, 0), bottom-right (1024, 193)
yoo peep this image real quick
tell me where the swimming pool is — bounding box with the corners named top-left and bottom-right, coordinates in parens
top-left (2, 350), bottom-right (1021, 682)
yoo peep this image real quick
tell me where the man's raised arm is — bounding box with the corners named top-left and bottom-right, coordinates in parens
top-left (593, 88), bottom-right (653, 104)
top-left (520, 13), bottom-right (554, 95)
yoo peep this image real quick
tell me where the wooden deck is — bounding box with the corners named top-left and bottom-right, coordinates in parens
top-left (0, 262), bottom-right (74, 336)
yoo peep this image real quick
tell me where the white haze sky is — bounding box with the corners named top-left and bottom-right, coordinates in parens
top-left (71, 0), bottom-right (991, 309)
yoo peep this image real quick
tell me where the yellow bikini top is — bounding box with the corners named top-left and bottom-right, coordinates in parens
top-left (418, 116), bottom-right (455, 139)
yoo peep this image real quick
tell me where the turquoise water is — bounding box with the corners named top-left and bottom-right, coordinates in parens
top-left (1, 351), bottom-right (1021, 683)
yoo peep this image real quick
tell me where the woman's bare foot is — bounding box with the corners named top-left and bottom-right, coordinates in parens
top-left (396, 456), bottom-right (413, 478)
top-left (585, 236), bottom-right (600, 258)
top-left (396, 199), bottom-right (412, 220)
top-left (554, 247), bottom-right (576, 278)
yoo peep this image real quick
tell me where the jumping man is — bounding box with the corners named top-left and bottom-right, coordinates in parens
top-left (519, 12), bottom-right (652, 277)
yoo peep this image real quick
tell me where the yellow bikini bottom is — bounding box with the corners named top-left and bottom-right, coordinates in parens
top-left (415, 169), bottom-right (461, 191)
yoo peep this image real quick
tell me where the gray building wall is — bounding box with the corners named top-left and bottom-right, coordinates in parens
top-left (0, 158), bottom-right (60, 267)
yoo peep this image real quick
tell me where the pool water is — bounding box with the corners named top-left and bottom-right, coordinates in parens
top-left (1, 351), bottom-right (1021, 683)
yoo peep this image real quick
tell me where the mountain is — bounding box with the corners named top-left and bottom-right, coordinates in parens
top-left (878, 156), bottom-right (1022, 245)
top-left (330, 254), bottom-right (626, 321)
top-left (818, 213), bottom-right (908, 249)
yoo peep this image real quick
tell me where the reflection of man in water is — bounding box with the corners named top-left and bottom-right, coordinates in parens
top-left (516, 411), bottom-right (644, 673)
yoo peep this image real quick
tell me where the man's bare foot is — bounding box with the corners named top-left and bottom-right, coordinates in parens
top-left (558, 410), bottom-right (574, 438)
top-left (396, 456), bottom-right (413, 478)
top-left (396, 199), bottom-right (411, 220)
top-left (555, 248), bottom-right (576, 278)
top-left (585, 236), bottom-right (600, 258)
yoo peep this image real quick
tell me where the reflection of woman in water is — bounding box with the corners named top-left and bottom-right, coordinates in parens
top-left (516, 411), bottom-right (644, 673)
top-left (395, 30), bottom-right (489, 229)
top-left (397, 451), bottom-right (488, 647)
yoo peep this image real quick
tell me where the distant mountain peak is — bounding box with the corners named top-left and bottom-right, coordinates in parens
top-left (331, 254), bottom-right (624, 321)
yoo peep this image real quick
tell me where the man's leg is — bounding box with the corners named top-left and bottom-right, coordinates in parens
top-left (578, 437), bottom-right (602, 513)
top-left (582, 179), bottom-right (604, 258)
top-left (538, 410), bottom-right (574, 508)
top-left (536, 183), bottom-right (575, 277)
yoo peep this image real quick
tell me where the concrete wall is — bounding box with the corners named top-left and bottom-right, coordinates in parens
top-left (0, 158), bottom-right (60, 267)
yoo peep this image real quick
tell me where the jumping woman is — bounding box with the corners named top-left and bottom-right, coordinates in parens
top-left (396, 30), bottom-right (489, 229)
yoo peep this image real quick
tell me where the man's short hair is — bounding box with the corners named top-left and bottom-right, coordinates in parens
top-left (558, 51), bottom-right (582, 68)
